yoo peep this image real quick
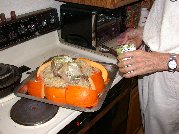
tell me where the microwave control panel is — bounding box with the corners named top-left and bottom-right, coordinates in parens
top-left (0, 8), bottom-right (60, 50)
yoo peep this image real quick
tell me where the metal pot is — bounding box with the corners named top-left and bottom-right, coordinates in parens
top-left (0, 63), bottom-right (30, 98)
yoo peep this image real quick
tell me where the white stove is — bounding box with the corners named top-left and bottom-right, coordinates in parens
top-left (0, 8), bottom-right (122, 134)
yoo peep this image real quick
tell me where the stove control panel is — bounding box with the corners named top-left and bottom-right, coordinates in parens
top-left (0, 8), bottom-right (60, 50)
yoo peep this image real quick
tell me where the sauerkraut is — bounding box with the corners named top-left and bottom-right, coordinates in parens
top-left (39, 56), bottom-right (99, 88)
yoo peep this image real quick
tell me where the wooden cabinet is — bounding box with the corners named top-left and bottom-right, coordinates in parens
top-left (126, 82), bottom-right (142, 134)
top-left (56, 0), bottom-right (140, 9)
top-left (59, 78), bottom-right (142, 134)
top-left (80, 78), bottom-right (142, 134)
top-left (108, 78), bottom-right (143, 134)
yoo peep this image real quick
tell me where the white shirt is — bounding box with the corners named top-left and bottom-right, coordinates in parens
top-left (143, 0), bottom-right (179, 53)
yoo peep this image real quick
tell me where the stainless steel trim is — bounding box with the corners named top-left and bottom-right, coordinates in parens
top-left (92, 12), bottom-right (97, 48)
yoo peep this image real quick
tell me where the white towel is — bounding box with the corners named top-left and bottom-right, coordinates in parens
top-left (143, 0), bottom-right (179, 53)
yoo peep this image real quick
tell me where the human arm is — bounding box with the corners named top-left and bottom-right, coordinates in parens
top-left (117, 27), bottom-right (144, 49)
top-left (117, 50), bottom-right (179, 78)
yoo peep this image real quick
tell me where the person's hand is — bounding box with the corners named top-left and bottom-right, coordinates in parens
top-left (117, 50), bottom-right (169, 78)
top-left (117, 27), bottom-right (144, 49)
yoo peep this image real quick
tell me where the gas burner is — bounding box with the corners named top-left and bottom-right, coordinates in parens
top-left (10, 98), bottom-right (59, 126)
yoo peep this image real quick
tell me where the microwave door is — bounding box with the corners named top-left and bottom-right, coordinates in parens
top-left (65, 34), bottom-right (90, 48)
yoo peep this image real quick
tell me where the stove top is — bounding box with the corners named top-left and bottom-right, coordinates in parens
top-left (10, 98), bottom-right (59, 126)
top-left (0, 7), bottom-right (122, 134)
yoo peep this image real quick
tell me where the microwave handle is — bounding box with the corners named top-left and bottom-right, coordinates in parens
top-left (92, 12), bottom-right (97, 48)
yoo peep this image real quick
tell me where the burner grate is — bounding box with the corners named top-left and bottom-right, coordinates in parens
top-left (0, 63), bottom-right (14, 84)
top-left (0, 63), bottom-right (21, 98)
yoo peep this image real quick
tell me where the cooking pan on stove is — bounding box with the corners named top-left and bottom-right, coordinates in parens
top-left (0, 63), bottom-right (30, 98)
top-left (14, 59), bottom-right (119, 112)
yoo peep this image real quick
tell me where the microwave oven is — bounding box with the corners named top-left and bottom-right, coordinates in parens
top-left (60, 3), bottom-right (127, 50)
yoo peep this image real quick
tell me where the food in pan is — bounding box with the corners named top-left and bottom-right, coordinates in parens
top-left (25, 56), bottom-right (109, 108)
top-left (116, 42), bottom-right (136, 55)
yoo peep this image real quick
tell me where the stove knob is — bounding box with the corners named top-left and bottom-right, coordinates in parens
top-left (42, 20), bottom-right (47, 26)
top-left (31, 24), bottom-right (36, 30)
top-left (50, 16), bottom-right (55, 24)
top-left (9, 31), bottom-right (17, 40)
top-left (28, 23), bottom-right (36, 32)
top-left (18, 24), bottom-right (27, 34)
